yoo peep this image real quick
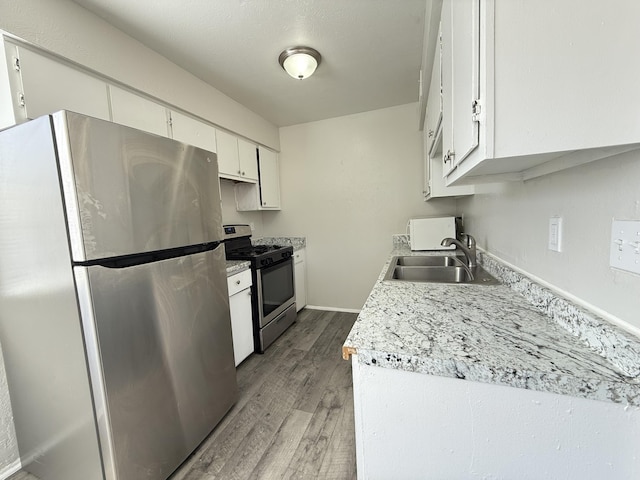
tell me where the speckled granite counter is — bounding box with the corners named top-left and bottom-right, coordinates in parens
top-left (226, 260), bottom-right (250, 277)
top-left (343, 244), bottom-right (640, 406)
top-left (253, 236), bottom-right (306, 251)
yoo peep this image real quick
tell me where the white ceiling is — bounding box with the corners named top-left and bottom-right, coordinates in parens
top-left (70, 0), bottom-right (426, 127)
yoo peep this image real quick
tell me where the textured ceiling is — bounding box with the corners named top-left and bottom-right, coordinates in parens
top-left (70, 0), bottom-right (426, 127)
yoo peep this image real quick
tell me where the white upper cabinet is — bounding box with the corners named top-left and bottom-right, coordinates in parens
top-left (257, 147), bottom-right (281, 209)
top-left (238, 138), bottom-right (259, 181)
top-left (424, 21), bottom-right (474, 199)
top-left (0, 40), bottom-right (110, 127)
top-left (216, 129), bottom-right (258, 182)
top-left (235, 146), bottom-right (281, 211)
top-left (442, 0), bottom-right (479, 177)
top-left (439, 0), bottom-right (640, 185)
top-left (109, 85), bottom-right (169, 137)
top-left (424, 24), bottom-right (443, 157)
top-left (169, 110), bottom-right (217, 153)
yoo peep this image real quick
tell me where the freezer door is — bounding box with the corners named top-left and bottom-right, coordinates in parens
top-left (53, 111), bottom-right (223, 262)
top-left (75, 245), bottom-right (237, 480)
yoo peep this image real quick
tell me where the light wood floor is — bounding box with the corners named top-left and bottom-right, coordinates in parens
top-left (9, 309), bottom-right (358, 480)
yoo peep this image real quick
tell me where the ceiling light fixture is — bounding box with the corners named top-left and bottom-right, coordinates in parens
top-left (278, 46), bottom-right (321, 80)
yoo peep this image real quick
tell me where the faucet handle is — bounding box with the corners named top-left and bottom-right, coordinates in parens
top-left (460, 233), bottom-right (476, 248)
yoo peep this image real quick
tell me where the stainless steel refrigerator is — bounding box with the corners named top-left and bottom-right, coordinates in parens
top-left (0, 111), bottom-right (238, 479)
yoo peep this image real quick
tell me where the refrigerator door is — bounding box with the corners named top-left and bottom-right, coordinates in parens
top-left (75, 244), bottom-right (237, 480)
top-left (0, 116), bottom-right (104, 480)
top-left (52, 111), bottom-right (223, 262)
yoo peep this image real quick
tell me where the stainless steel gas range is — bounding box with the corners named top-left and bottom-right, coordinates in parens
top-left (223, 225), bottom-right (297, 353)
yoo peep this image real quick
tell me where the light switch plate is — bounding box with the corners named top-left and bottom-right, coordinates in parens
top-left (548, 217), bottom-right (562, 252)
top-left (610, 220), bottom-right (640, 275)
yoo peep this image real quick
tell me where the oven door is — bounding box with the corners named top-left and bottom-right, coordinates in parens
top-left (256, 257), bottom-right (295, 328)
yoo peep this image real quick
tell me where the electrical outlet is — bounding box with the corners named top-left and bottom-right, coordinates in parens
top-left (548, 217), bottom-right (562, 252)
top-left (610, 220), bottom-right (640, 275)
top-left (249, 222), bottom-right (255, 232)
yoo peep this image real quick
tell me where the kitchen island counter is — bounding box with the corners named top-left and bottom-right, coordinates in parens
top-left (343, 246), bottom-right (640, 406)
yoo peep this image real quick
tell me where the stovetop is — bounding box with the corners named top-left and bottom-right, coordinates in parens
top-left (223, 224), bottom-right (293, 267)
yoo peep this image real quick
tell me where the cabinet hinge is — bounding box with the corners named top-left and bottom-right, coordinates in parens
top-left (472, 100), bottom-right (481, 122)
top-left (18, 93), bottom-right (25, 107)
top-left (167, 113), bottom-right (173, 127)
top-left (12, 57), bottom-right (20, 72)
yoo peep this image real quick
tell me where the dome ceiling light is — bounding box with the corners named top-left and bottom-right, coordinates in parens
top-left (278, 46), bottom-right (322, 80)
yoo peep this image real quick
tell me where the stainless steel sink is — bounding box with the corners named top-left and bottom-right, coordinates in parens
top-left (384, 256), bottom-right (499, 285)
top-left (395, 255), bottom-right (464, 267)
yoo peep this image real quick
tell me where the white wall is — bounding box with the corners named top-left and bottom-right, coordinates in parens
top-left (458, 150), bottom-right (640, 331)
top-left (263, 103), bottom-right (456, 310)
top-left (0, 0), bottom-right (279, 149)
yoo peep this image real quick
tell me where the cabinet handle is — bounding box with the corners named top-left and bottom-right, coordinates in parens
top-left (237, 170), bottom-right (241, 174)
top-left (444, 150), bottom-right (455, 163)
top-left (236, 280), bottom-right (241, 285)
top-left (242, 171), bottom-right (245, 175)
top-left (263, 201), bottom-right (266, 206)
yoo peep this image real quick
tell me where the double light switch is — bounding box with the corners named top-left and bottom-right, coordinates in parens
top-left (610, 220), bottom-right (640, 275)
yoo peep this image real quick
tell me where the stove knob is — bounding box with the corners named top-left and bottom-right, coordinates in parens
top-left (260, 259), bottom-right (268, 266)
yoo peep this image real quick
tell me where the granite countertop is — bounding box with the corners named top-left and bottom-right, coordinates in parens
top-left (253, 236), bottom-right (306, 251)
top-left (226, 260), bottom-right (250, 277)
top-left (343, 244), bottom-right (640, 406)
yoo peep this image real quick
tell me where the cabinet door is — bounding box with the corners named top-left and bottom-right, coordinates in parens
top-left (229, 288), bottom-right (254, 366)
top-left (424, 28), bottom-right (442, 199)
top-left (441, 1), bottom-right (455, 176)
top-left (216, 130), bottom-right (240, 178)
top-left (237, 138), bottom-right (258, 181)
top-left (450, 0), bottom-right (480, 168)
top-left (441, 0), bottom-right (480, 175)
top-left (257, 147), bottom-right (281, 209)
top-left (109, 86), bottom-right (169, 137)
top-left (424, 26), bottom-right (442, 153)
top-left (17, 46), bottom-right (110, 121)
top-left (294, 249), bottom-right (307, 312)
top-left (170, 110), bottom-right (217, 153)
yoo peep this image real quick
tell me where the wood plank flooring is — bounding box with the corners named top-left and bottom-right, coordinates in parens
top-left (9, 309), bottom-right (358, 480)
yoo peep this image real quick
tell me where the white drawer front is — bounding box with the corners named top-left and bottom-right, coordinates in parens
top-left (227, 269), bottom-right (252, 297)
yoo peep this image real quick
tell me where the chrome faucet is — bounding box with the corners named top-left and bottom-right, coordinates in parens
top-left (441, 233), bottom-right (477, 268)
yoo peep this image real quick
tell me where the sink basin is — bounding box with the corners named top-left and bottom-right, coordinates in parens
top-left (390, 265), bottom-right (471, 283)
top-left (395, 255), bottom-right (464, 267)
top-left (384, 256), bottom-right (499, 285)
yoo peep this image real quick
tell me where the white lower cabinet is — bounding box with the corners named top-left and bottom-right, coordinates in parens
top-left (227, 269), bottom-right (254, 366)
top-left (294, 248), bottom-right (307, 312)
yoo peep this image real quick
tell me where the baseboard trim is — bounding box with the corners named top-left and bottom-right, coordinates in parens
top-left (305, 305), bottom-right (361, 314)
top-left (0, 458), bottom-right (22, 480)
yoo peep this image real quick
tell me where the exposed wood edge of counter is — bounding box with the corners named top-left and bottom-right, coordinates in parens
top-left (342, 345), bottom-right (357, 360)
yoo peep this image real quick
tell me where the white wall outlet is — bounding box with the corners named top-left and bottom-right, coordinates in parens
top-left (548, 217), bottom-right (562, 252)
top-left (249, 222), bottom-right (255, 232)
top-left (610, 220), bottom-right (640, 275)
